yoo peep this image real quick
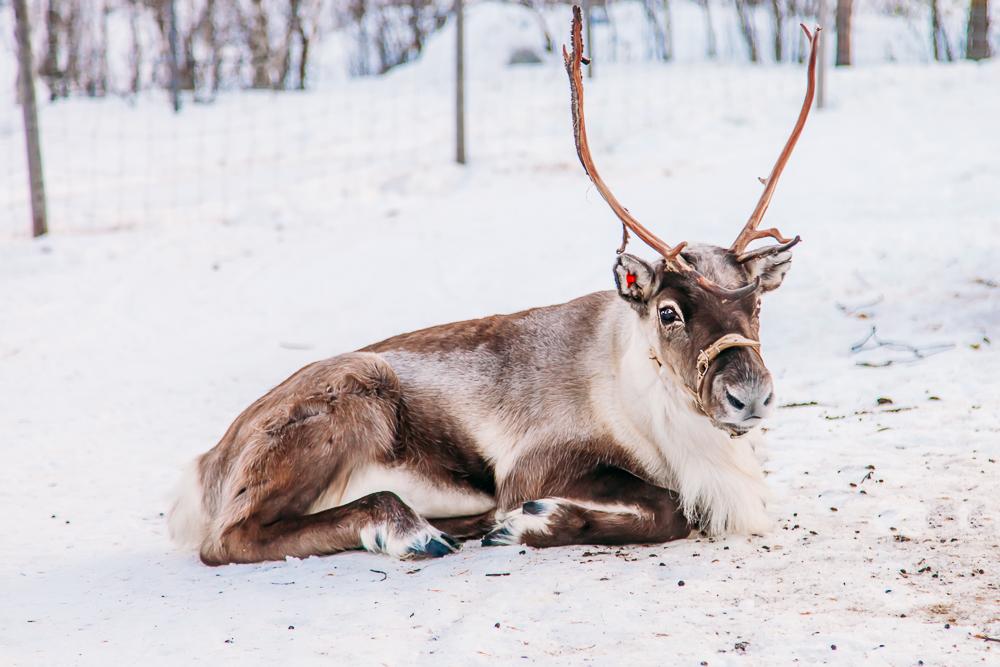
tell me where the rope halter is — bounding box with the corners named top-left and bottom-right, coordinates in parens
top-left (650, 333), bottom-right (762, 418)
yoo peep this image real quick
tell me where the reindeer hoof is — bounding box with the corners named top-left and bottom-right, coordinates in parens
top-left (482, 500), bottom-right (559, 546)
top-left (522, 501), bottom-right (546, 515)
top-left (362, 522), bottom-right (460, 558)
top-left (407, 533), bottom-right (460, 558)
top-left (481, 527), bottom-right (513, 547)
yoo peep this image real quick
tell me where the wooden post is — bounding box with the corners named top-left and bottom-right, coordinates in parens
top-left (13, 0), bottom-right (48, 237)
top-left (168, 0), bottom-right (181, 112)
top-left (583, 0), bottom-right (594, 79)
top-left (966, 0), bottom-right (991, 61)
top-left (816, 0), bottom-right (827, 109)
top-left (834, 0), bottom-right (852, 66)
top-left (455, 0), bottom-right (466, 164)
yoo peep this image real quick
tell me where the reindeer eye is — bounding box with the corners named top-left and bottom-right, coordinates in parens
top-left (658, 305), bottom-right (682, 326)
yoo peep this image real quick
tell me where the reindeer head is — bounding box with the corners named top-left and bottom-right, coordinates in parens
top-left (563, 6), bottom-right (819, 436)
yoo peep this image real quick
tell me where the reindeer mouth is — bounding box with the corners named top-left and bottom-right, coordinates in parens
top-left (718, 420), bottom-right (756, 439)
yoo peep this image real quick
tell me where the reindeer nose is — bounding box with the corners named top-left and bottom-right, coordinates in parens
top-left (723, 380), bottom-right (775, 423)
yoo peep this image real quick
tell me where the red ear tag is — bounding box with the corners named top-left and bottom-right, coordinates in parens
top-left (626, 273), bottom-right (637, 287)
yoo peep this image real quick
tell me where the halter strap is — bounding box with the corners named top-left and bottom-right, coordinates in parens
top-left (649, 333), bottom-right (761, 417)
top-left (696, 333), bottom-right (762, 397)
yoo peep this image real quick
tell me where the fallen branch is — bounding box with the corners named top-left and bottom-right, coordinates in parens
top-left (836, 295), bottom-right (884, 318)
top-left (850, 326), bottom-right (954, 367)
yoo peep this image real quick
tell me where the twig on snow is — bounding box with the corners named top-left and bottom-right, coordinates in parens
top-left (836, 295), bottom-right (884, 318)
top-left (850, 326), bottom-right (954, 367)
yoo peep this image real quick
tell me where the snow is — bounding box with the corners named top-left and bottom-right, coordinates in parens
top-left (2, 4), bottom-right (1000, 665)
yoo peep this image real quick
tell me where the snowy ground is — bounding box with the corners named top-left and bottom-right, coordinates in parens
top-left (2, 7), bottom-right (1000, 665)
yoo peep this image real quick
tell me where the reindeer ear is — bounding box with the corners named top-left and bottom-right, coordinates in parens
top-left (613, 254), bottom-right (657, 306)
top-left (745, 248), bottom-right (794, 292)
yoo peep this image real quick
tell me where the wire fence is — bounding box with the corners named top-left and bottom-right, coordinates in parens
top-left (2, 0), bottom-right (994, 239)
top-left (1, 45), bottom-right (462, 236)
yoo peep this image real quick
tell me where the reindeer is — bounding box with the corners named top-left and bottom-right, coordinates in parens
top-left (169, 8), bottom-right (820, 565)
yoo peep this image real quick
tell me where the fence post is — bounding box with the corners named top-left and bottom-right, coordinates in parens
top-left (13, 0), bottom-right (48, 237)
top-left (168, 0), bottom-right (181, 112)
top-left (583, 0), bottom-right (594, 79)
top-left (455, 0), bottom-right (466, 164)
top-left (817, 0), bottom-right (827, 109)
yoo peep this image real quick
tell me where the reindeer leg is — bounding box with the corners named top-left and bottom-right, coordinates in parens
top-left (429, 511), bottom-right (497, 541)
top-left (203, 491), bottom-right (458, 565)
top-left (483, 465), bottom-right (692, 548)
top-left (193, 353), bottom-right (459, 565)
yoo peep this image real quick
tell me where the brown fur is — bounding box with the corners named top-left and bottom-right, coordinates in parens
top-left (497, 443), bottom-right (691, 547)
top-left (519, 469), bottom-right (691, 548)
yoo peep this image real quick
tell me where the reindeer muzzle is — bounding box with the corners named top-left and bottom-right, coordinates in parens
top-left (695, 333), bottom-right (762, 400)
top-left (649, 332), bottom-right (763, 423)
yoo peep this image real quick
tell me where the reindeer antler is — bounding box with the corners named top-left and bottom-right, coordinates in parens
top-left (730, 24), bottom-right (821, 255)
top-left (563, 5), bottom-right (687, 265)
top-left (563, 5), bottom-right (762, 302)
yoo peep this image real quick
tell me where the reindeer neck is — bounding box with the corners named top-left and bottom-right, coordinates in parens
top-left (593, 301), bottom-right (735, 483)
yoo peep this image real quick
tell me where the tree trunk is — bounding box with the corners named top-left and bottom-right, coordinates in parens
top-left (205, 0), bottom-right (223, 94)
top-left (835, 0), bottom-right (852, 66)
top-left (276, 0), bottom-right (302, 89)
top-left (662, 0), bottom-right (674, 61)
top-left (13, 0), bottom-right (49, 236)
top-left (931, 0), bottom-right (941, 60)
top-left (296, 2), bottom-right (315, 90)
top-left (643, 0), bottom-right (668, 61)
top-left (734, 0), bottom-right (759, 63)
top-left (98, 1), bottom-right (109, 95)
top-left (297, 30), bottom-right (310, 89)
top-left (702, 0), bottom-right (717, 59)
top-left (770, 0), bottom-right (783, 62)
top-left (408, 0), bottom-right (425, 57)
top-left (966, 0), bottom-right (991, 60)
top-left (248, 0), bottom-right (272, 88)
top-left (352, 0), bottom-right (369, 76)
top-left (128, 0), bottom-right (142, 94)
top-left (41, 0), bottom-right (65, 99)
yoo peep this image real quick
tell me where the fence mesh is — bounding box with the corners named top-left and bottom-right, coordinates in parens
top-left (2, 0), bottom-right (993, 238)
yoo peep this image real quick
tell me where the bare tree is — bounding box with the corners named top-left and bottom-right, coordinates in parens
top-left (734, 0), bottom-right (759, 63)
top-left (296, 1), bottom-right (321, 89)
top-left (247, 0), bottom-right (272, 88)
top-left (277, 0), bottom-right (301, 88)
top-left (367, 0), bottom-right (450, 74)
top-left (350, 0), bottom-right (370, 75)
top-left (40, 0), bottom-right (68, 99)
top-left (701, 0), bottom-right (717, 58)
top-left (127, 0), bottom-right (143, 94)
top-left (662, 0), bottom-right (674, 60)
top-left (835, 0), bottom-right (851, 65)
top-left (930, 0), bottom-right (954, 61)
top-left (204, 0), bottom-right (224, 94)
top-left (64, 1), bottom-right (80, 93)
top-left (966, 0), bottom-right (991, 60)
top-left (97, 1), bottom-right (109, 96)
top-left (642, 0), bottom-right (669, 61)
top-left (770, 0), bottom-right (784, 61)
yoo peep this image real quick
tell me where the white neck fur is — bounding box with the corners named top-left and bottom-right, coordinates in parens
top-left (592, 304), bottom-right (774, 536)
